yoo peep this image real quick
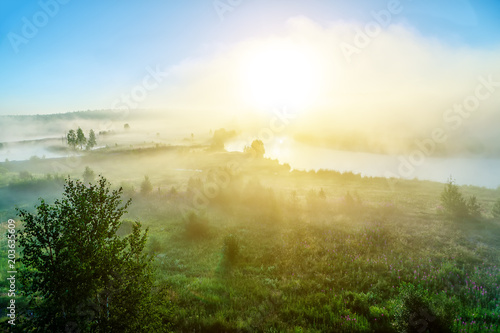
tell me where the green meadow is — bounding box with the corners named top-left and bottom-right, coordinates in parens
top-left (1, 145), bottom-right (499, 332)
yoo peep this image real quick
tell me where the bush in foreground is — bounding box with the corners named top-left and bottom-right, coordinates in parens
top-left (17, 176), bottom-right (169, 332)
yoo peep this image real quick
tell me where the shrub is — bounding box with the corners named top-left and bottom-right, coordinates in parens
top-left (19, 170), bottom-right (32, 180)
top-left (318, 188), bottom-right (326, 199)
top-left (117, 219), bottom-right (135, 237)
top-left (82, 166), bottom-right (95, 183)
top-left (120, 182), bottom-right (136, 197)
top-left (340, 191), bottom-right (361, 214)
top-left (344, 291), bottom-right (372, 316)
top-left (466, 195), bottom-right (481, 218)
top-left (141, 175), bottom-right (153, 194)
top-left (393, 283), bottom-right (452, 333)
top-left (306, 188), bottom-right (326, 211)
top-left (393, 284), bottom-right (432, 333)
top-left (222, 234), bottom-right (239, 265)
top-left (185, 213), bottom-right (210, 239)
top-left (440, 178), bottom-right (468, 218)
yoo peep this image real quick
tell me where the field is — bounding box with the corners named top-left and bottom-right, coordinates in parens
top-left (1, 138), bottom-right (500, 332)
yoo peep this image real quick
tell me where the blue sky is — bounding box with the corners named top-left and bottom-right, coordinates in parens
top-left (1, 0), bottom-right (499, 115)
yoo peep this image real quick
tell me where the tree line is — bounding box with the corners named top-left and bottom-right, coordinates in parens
top-left (66, 127), bottom-right (97, 150)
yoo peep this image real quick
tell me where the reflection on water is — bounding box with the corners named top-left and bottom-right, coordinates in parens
top-left (228, 138), bottom-right (500, 189)
top-left (5, 136), bottom-right (500, 189)
top-left (0, 139), bottom-right (70, 162)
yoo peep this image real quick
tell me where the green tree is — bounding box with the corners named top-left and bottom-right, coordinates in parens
top-left (86, 129), bottom-right (97, 150)
top-left (440, 178), bottom-right (468, 218)
top-left (82, 166), bottom-right (95, 183)
top-left (466, 195), bottom-right (481, 218)
top-left (141, 175), bottom-right (153, 194)
top-left (67, 129), bottom-right (77, 149)
top-left (17, 177), bottom-right (165, 332)
top-left (76, 127), bottom-right (87, 150)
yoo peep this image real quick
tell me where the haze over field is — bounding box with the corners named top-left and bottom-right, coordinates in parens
top-left (1, 1), bottom-right (500, 332)
top-left (1, 0), bottom-right (500, 187)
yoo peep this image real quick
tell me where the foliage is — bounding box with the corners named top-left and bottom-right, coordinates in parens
top-left (141, 175), bottom-right (153, 194)
top-left (3, 147), bottom-right (500, 332)
top-left (82, 166), bottom-right (95, 183)
top-left (440, 178), bottom-right (480, 219)
top-left (466, 195), bottom-right (481, 218)
top-left (210, 128), bottom-right (237, 151)
top-left (340, 191), bottom-right (362, 214)
top-left (244, 139), bottom-right (266, 158)
top-left (76, 127), bottom-right (87, 149)
top-left (392, 283), bottom-right (452, 333)
top-left (318, 187), bottom-right (326, 199)
top-left (19, 170), bottom-right (32, 180)
top-left (16, 177), bottom-right (164, 332)
top-left (66, 129), bottom-right (77, 149)
top-left (86, 129), bottom-right (97, 150)
top-left (67, 127), bottom-right (97, 151)
top-left (222, 234), bottom-right (239, 265)
top-left (185, 212), bottom-right (210, 239)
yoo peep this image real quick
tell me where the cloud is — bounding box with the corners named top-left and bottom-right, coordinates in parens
top-left (145, 16), bottom-right (500, 155)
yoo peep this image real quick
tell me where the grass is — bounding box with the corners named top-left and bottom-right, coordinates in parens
top-left (1, 149), bottom-right (500, 332)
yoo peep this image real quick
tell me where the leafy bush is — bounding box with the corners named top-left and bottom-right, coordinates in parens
top-left (117, 219), bottom-right (135, 237)
top-left (185, 213), bottom-right (210, 239)
top-left (344, 291), bottom-right (372, 316)
top-left (82, 166), bottom-right (95, 183)
top-left (340, 191), bottom-right (362, 214)
top-left (141, 175), bottom-right (153, 194)
top-left (393, 283), bottom-right (452, 333)
top-left (19, 170), bottom-right (32, 180)
top-left (222, 234), bottom-right (239, 265)
top-left (466, 195), bottom-right (481, 218)
top-left (8, 175), bottom-right (65, 192)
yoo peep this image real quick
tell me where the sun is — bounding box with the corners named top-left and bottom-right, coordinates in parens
top-left (240, 41), bottom-right (321, 110)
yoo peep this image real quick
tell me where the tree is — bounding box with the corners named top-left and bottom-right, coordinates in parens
top-left (440, 177), bottom-right (480, 219)
top-left (244, 139), bottom-right (265, 158)
top-left (210, 128), bottom-right (237, 151)
top-left (440, 178), bottom-right (468, 218)
top-left (17, 177), bottom-right (164, 332)
top-left (67, 129), bottom-right (77, 149)
top-left (319, 188), bottom-right (326, 199)
top-left (82, 166), bottom-right (95, 183)
top-left (86, 129), bottom-right (97, 150)
top-left (141, 175), bottom-right (153, 194)
top-left (466, 195), bottom-right (481, 218)
top-left (124, 123), bottom-right (130, 130)
top-left (76, 127), bottom-right (87, 150)
top-left (251, 139), bottom-right (265, 158)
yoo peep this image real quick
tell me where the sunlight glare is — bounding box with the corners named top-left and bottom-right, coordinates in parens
top-left (241, 41), bottom-right (321, 110)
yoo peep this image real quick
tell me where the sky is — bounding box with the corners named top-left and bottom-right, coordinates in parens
top-left (1, 0), bottom-right (500, 117)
